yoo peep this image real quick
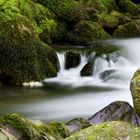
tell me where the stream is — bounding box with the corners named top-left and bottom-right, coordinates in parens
top-left (0, 38), bottom-right (140, 122)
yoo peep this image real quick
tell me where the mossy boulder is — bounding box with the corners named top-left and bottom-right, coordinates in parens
top-left (66, 118), bottom-right (91, 134)
top-left (65, 121), bottom-right (140, 140)
top-left (65, 51), bottom-right (81, 69)
top-left (99, 0), bottom-right (117, 12)
top-left (0, 17), bottom-right (58, 85)
top-left (80, 62), bottom-right (94, 76)
top-left (88, 101), bottom-right (140, 126)
top-left (67, 20), bottom-right (111, 45)
top-left (130, 68), bottom-right (140, 118)
top-left (114, 19), bottom-right (140, 37)
top-left (117, 0), bottom-right (140, 15)
top-left (0, 114), bottom-right (70, 140)
top-left (93, 13), bottom-right (120, 35)
top-left (47, 121), bottom-right (70, 139)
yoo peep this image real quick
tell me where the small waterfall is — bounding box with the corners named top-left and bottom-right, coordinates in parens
top-left (44, 38), bottom-right (140, 89)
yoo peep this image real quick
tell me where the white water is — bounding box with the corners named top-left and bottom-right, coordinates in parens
top-left (44, 38), bottom-right (140, 89)
top-left (2, 38), bottom-right (140, 122)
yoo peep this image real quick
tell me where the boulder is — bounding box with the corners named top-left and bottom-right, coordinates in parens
top-left (130, 68), bottom-right (140, 118)
top-left (65, 121), bottom-right (140, 140)
top-left (66, 118), bottom-right (91, 134)
top-left (88, 101), bottom-right (140, 126)
top-left (0, 114), bottom-right (70, 140)
top-left (114, 19), bottom-right (140, 37)
top-left (93, 13), bottom-right (120, 35)
top-left (80, 62), bottom-right (93, 76)
top-left (67, 20), bottom-right (110, 45)
top-left (117, 0), bottom-right (140, 15)
top-left (0, 17), bottom-right (59, 85)
top-left (65, 51), bottom-right (81, 69)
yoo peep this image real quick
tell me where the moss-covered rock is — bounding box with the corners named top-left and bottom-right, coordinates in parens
top-left (93, 13), bottom-right (120, 35)
top-left (65, 51), bottom-right (81, 69)
top-left (99, 0), bottom-right (117, 12)
top-left (0, 114), bottom-right (70, 140)
top-left (130, 68), bottom-right (140, 118)
top-left (0, 17), bottom-right (58, 85)
top-left (80, 62), bottom-right (94, 76)
top-left (67, 20), bottom-right (110, 45)
top-left (117, 0), bottom-right (140, 15)
top-left (114, 19), bottom-right (140, 37)
top-left (47, 121), bottom-right (70, 139)
top-left (66, 121), bottom-right (140, 140)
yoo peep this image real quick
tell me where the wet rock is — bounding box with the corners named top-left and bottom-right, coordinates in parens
top-left (99, 69), bottom-right (116, 80)
top-left (0, 128), bottom-right (16, 140)
top-left (65, 121), bottom-right (140, 140)
top-left (80, 62), bottom-right (93, 76)
top-left (65, 51), bottom-right (81, 69)
top-left (66, 118), bottom-right (91, 134)
top-left (130, 68), bottom-right (140, 118)
top-left (88, 101), bottom-right (140, 126)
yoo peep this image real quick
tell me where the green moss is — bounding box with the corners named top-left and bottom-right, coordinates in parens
top-left (47, 122), bottom-right (70, 139)
top-left (114, 19), bottom-right (140, 37)
top-left (0, 114), bottom-right (40, 140)
top-left (67, 20), bottom-right (110, 45)
top-left (130, 69), bottom-right (140, 117)
top-left (0, 17), bottom-right (58, 85)
top-left (0, 114), bottom-right (70, 140)
top-left (99, 0), bottom-right (117, 12)
top-left (66, 121), bottom-right (140, 140)
top-left (118, 0), bottom-right (140, 15)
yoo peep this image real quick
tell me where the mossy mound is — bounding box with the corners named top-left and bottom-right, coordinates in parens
top-left (66, 118), bottom-right (91, 134)
top-left (117, 0), bottom-right (140, 15)
top-left (0, 17), bottom-right (58, 85)
top-left (130, 68), bottom-right (140, 118)
top-left (114, 19), bottom-right (140, 37)
top-left (66, 121), bottom-right (140, 140)
top-left (67, 20), bottom-right (110, 45)
top-left (0, 114), bottom-right (70, 140)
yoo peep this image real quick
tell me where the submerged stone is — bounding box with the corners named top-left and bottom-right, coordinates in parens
top-left (88, 101), bottom-right (140, 126)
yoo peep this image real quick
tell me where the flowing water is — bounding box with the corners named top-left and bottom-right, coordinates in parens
top-left (0, 38), bottom-right (140, 122)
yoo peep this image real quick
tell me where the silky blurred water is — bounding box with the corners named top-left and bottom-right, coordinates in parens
top-left (1, 38), bottom-right (140, 122)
